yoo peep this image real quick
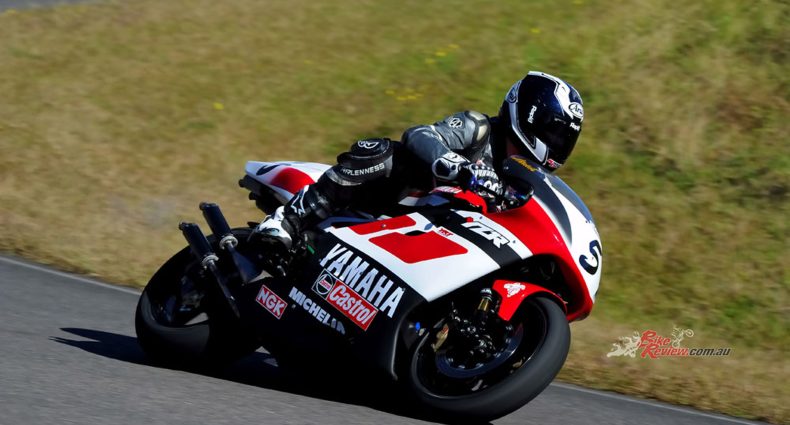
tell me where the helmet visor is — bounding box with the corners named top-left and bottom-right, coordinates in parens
top-left (537, 117), bottom-right (580, 164)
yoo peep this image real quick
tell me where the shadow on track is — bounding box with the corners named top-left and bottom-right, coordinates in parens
top-left (51, 328), bottom-right (149, 364)
top-left (51, 328), bottom-right (494, 425)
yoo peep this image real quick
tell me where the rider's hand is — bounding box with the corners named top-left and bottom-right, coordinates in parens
top-left (459, 161), bottom-right (504, 199)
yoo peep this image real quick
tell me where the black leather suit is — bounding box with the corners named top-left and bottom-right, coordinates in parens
top-left (281, 111), bottom-right (505, 235)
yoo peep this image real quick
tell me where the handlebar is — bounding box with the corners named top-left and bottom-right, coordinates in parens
top-left (467, 181), bottom-right (533, 212)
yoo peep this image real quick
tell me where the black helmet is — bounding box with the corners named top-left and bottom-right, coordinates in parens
top-left (498, 71), bottom-right (584, 172)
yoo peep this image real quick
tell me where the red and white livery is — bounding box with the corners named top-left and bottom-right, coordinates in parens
top-left (136, 154), bottom-right (605, 424)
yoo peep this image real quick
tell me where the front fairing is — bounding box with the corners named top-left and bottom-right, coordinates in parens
top-left (501, 156), bottom-right (602, 312)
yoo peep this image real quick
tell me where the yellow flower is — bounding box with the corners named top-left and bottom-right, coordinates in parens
top-left (213, 102), bottom-right (225, 111)
top-left (425, 58), bottom-right (436, 64)
top-left (530, 28), bottom-right (541, 34)
top-left (396, 96), bottom-right (407, 101)
top-left (435, 51), bottom-right (447, 57)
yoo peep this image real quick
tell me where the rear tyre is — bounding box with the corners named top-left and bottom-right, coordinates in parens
top-left (135, 228), bottom-right (260, 368)
top-left (406, 297), bottom-right (570, 422)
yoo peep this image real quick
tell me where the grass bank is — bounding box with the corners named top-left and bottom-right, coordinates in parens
top-left (0, 0), bottom-right (787, 421)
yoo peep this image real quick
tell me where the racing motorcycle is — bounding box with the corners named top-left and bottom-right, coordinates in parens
top-left (135, 155), bottom-right (602, 422)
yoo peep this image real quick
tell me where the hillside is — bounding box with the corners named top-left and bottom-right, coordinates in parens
top-left (0, 0), bottom-right (787, 421)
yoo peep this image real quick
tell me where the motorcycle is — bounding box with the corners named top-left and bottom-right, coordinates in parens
top-left (135, 155), bottom-right (602, 422)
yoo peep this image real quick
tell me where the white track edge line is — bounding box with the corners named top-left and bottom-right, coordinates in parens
top-left (550, 383), bottom-right (762, 424)
top-left (0, 255), bottom-right (141, 295)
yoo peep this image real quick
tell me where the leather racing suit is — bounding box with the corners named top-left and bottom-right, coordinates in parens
top-left (270, 110), bottom-right (505, 244)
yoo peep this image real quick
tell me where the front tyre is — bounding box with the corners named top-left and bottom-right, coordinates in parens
top-left (406, 297), bottom-right (570, 422)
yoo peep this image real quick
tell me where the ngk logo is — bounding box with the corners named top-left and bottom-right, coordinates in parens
top-left (255, 284), bottom-right (288, 319)
top-left (326, 283), bottom-right (378, 330)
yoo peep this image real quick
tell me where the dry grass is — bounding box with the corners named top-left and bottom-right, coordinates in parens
top-left (561, 317), bottom-right (789, 422)
top-left (0, 0), bottom-right (787, 421)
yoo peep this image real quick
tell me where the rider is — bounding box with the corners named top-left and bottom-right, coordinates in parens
top-left (256, 71), bottom-right (584, 249)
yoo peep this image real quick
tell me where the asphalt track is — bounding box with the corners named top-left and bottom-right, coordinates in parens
top-left (0, 255), bottom-right (767, 425)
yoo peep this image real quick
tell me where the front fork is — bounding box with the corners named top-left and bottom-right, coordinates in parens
top-left (432, 288), bottom-right (507, 360)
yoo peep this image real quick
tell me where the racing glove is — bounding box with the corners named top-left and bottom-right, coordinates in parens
top-left (459, 161), bottom-right (504, 199)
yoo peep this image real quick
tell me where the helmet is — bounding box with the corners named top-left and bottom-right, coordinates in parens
top-left (498, 71), bottom-right (584, 172)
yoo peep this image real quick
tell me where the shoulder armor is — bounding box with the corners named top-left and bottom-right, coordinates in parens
top-left (463, 110), bottom-right (491, 145)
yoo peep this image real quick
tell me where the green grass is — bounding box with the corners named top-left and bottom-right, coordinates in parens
top-left (1, 0), bottom-right (787, 421)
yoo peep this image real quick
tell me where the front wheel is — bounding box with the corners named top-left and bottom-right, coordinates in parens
top-left (406, 296), bottom-right (570, 422)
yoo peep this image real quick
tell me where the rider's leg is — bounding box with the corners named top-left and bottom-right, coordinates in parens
top-left (255, 138), bottom-right (395, 249)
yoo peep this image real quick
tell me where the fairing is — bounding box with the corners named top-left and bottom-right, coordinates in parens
top-left (245, 157), bottom-right (600, 319)
top-left (499, 156), bottom-right (602, 319)
top-left (239, 156), bottom-right (602, 376)
top-left (325, 212), bottom-right (532, 302)
top-left (244, 161), bottom-right (330, 202)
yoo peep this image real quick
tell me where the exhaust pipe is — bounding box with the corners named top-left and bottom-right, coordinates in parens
top-left (179, 222), bottom-right (217, 267)
top-left (199, 202), bottom-right (235, 249)
top-left (179, 222), bottom-right (240, 318)
top-left (199, 202), bottom-right (264, 284)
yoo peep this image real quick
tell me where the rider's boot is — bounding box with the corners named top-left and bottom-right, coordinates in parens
top-left (254, 185), bottom-right (333, 251)
top-left (255, 138), bottom-right (394, 251)
top-left (254, 206), bottom-right (296, 250)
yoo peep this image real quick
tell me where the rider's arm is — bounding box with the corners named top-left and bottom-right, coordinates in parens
top-left (401, 111), bottom-right (491, 182)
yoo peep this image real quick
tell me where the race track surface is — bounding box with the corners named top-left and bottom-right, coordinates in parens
top-left (0, 255), bottom-right (764, 425)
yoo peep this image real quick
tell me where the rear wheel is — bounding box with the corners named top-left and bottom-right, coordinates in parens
top-left (135, 228), bottom-right (260, 368)
top-left (406, 296), bottom-right (569, 422)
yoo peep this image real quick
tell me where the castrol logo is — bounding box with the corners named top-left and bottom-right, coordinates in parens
top-left (326, 283), bottom-right (378, 330)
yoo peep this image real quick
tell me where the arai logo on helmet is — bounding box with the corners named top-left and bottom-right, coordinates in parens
top-left (569, 102), bottom-right (584, 120)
